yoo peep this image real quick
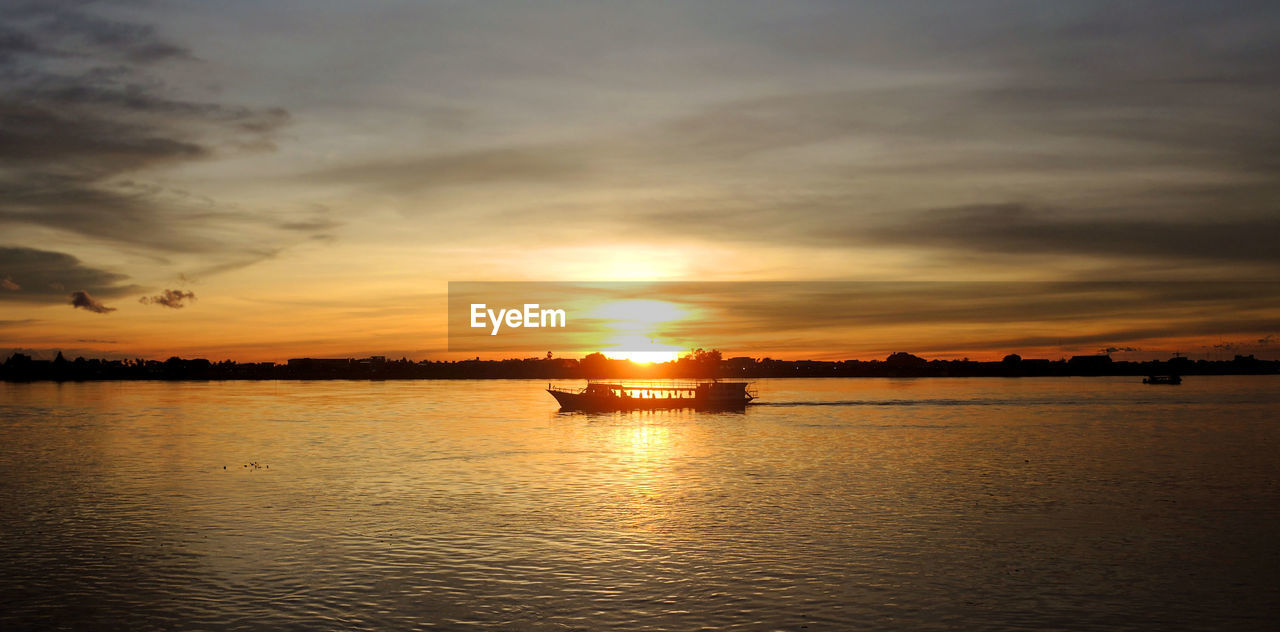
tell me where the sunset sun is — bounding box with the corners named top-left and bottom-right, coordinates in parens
top-left (602, 349), bottom-right (682, 364)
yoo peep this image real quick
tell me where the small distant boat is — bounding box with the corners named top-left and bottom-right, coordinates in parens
top-left (548, 379), bottom-right (756, 411)
top-left (1143, 375), bottom-right (1182, 385)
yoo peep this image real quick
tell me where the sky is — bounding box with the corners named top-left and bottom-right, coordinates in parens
top-left (1, 0), bottom-right (1278, 362)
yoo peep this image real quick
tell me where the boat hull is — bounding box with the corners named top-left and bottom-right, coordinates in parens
top-left (548, 389), bottom-right (751, 412)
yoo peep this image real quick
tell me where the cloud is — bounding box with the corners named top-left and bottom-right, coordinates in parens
top-left (1100, 346), bottom-right (1141, 354)
top-left (323, 72), bottom-right (1280, 272)
top-left (297, 145), bottom-right (590, 195)
top-left (301, 1), bottom-right (1280, 273)
top-left (139, 289), bottom-right (196, 308)
top-left (70, 290), bottom-right (115, 314)
top-left (0, 246), bottom-right (140, 303)
top-left (21, 2), bottom-right (193, 62)
top-left (0, 2), bottom-right (291, 256)
top-left (276, 219), bottom-right (343, 232)
top-left (861, 204), bottom-right (1280, 264)
top-left (5, 0), bottom-right (1280, 308)
top-left (1, 276), bottom-right (17, 290)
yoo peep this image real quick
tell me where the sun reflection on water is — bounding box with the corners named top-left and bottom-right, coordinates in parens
top-left (620, 423), bottom-right (671, 455)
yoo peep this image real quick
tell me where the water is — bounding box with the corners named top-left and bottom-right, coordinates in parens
top-left (1, 377), bottom-right (1277, 631)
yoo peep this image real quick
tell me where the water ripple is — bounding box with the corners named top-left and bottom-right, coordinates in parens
top-left (2, 377), bottom-right (1278, 630)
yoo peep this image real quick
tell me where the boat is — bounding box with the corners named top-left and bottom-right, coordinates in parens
top-left (1143, 375), bottom-right (1182, 385)
top-left (547, 379), bottom-right (756, 411)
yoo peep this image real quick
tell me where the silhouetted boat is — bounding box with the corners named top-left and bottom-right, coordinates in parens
top-left (1143, 375), bottom-right (1182, 385)
top-left (547, 380), bottom-right (756, 411)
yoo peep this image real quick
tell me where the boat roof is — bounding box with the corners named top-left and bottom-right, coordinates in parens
top-left (585, 379), bottom-right (749, 389)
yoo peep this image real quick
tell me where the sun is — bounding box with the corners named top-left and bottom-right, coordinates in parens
top-left (601, 334), bottom-right (683, 364)
top-left (587, 301), bottom-right (687, 363)
top-left (603, 349), bottom-right (681, 364)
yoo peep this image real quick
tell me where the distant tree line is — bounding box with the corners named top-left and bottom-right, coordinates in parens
top-left (2, 349), bottom-right (1275, 382)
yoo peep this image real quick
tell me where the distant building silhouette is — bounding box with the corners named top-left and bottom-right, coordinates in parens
top-left (2, 350), bottom-right (1276, 381)
top-left (1067, 354), bottom-right (1113, 375)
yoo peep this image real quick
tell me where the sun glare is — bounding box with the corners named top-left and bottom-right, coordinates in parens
top-left (602, 334), bottom-right (683, 364)
top-left (587, 300), bottom-right (689, 363)
top-left (603, 350), bottom-right (682, 364)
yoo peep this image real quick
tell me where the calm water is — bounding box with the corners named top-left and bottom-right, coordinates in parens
top-left (1, 377), bottom-right (1277, 631)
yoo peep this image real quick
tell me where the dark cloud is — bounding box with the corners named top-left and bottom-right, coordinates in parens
top-left (1101, 346), bottom-right (1141, 354)
top-left (36, 5), bottom-right (192, 62)
top-left (929, 318), bottom-right (1280, 356)
top-left (277, 219), bottom-right (343, 232)
top-left (1, 1), bottom-right (193, 63)
top-left (655, 281), bottom-right (1280, 338)
top-left (139, 289), bottom-right (195, 309)
top-left (70, 290), bottom-right (115, 314)
top-left (862, 204), bottom-right (1280, 264)
top-left (298, 146), bottom-right (589, 194)
top-left (0, 24), bottom-right (42, 62)
top-left (0, 246), bottom-right (140, 303)
top-left (0, 2), bottom-right (291, 255)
